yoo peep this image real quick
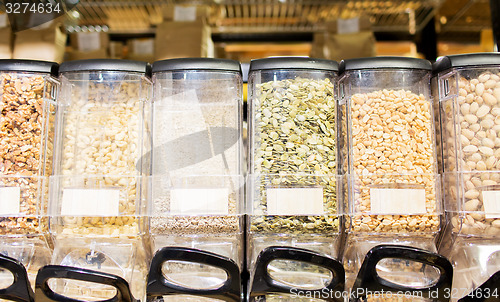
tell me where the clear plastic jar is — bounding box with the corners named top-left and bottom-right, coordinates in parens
top-left (50, 59), bottom-right (152, 238)
top-left (49, 59), bottom-right (152, 300)
top-left (339, 57), bottom-right (440, 290)
top-left (247, 57), bottom-right (341, 269)
top-left (339, 57), bottom-right (440, 236)
top-left (434, 53), bottom-right (500, 302)
top-left (150, 58), bottom-right (244, 284)
top-left (0, 60), bottom-right (58, 236)
top-left (435, 54), bottom-right (500, 237)
top-left (0, 60), bottom-right (58, 289)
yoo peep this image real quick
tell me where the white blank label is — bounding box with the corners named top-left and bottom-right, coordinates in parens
top-left (133, 39), bottom-right (154, 55)
top-left (0, 14), bottom-right (7, 28)
top-left (266, 188), bottom-right (324, 215)
top-left (170, 189), bottom-right (229, 215)
top-left (174, 6), bottom-right (197, 21)
top-left (61, 189), bottom-right (120, 216)
top-left (482, 191), bottom-right (500, 219)
top-left (0, 187), bottom-right (20, 215)
top-left (337, 18), bottom-right (360, 34)
top-left (370, 188), bottom-right (426, 215)
top-left (77, 32), bottom-right (101, 52)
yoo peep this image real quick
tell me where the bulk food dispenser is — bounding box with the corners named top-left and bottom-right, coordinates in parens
top-left (0, 60), bottom-right (58, 289)
top-left (434, 53), bottom-right (500, 301)
top-left (247, 57), bottom-right (344, 300)
top-left (48, 59), bottom-right (152, 300)
top-left (148, 58), bottom-right (244, 301)
top-left (339, 57), bottom-right (442, 294)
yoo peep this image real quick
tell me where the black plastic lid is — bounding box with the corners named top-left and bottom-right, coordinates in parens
top-left (59, 59), bottom-right (151, 77)
top-left (433, 53), bottom-right (500, 75)
top-left (152, 58), bottom-right (241, 75)
top-left (0, 59), bottom-right (58, 77)
top-left (249, 57), bottom-right (338, 73)
top-left (339, 56), bottom-right (432, 74)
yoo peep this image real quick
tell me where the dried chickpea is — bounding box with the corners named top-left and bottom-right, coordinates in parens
top-left (349, 89), bottom-right (439, 234)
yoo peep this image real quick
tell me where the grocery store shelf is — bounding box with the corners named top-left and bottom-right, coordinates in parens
top-left (73, 0), bottom-right (444, 34)
top-left (438, 0), bottom-right (491, 33)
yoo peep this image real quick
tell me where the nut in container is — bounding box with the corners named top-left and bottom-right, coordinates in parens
top-left (0, 59), bottom-right (59, 290)
top-left (338, 57), bottom-right (441, 291)
top-left (49, 59), bottom-right (153, 300)
top-left (247, 57), bottom-right (343, 295)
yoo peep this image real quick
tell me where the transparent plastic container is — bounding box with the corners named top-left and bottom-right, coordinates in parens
top-left (247, 57), bottom-right (341, 287)
top-left (434, 54), bottom-right (500, 238)
top-left (338, 57), bottom-right (441, 289)
top-left (434, 53), bottom-right (500, 301)
top-left (36, 265), bottom-right (139, 302)
top-left (350, 245), bottom-right (453, 302)
top-left (0, 60), bottom-right (59, 291)
top-left (49, 59), bottom-right (152, 300)
top-left (51, 59), bottom-right (152, 237)
top-left (247, 247), bottom-right (345, 302)
top-left (149, 58), bottom-right (243, 300)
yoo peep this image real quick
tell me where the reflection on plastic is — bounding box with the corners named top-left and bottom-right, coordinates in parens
top-left (162, 260), bottom-right (228, 290)
top-left (47, 279), bottom-right (117, 301)
top-left (250, 246), bottom-right (345, 302)
top-left (350, 245), bottom-right (453, 302)
top-left (147, 247), bottom-right (241, 302)
top-left (458, 270), bottom-right (500, 302)
top-left (0, 268), bottom-right (14, 290)
top-left (0, 253), bottom-right (33, 302)
top-left (35, 265), bottom-right (138, 302)
top-left (267, 259), bottom-right (333, 290)
top-left (376, 258), bottom-right (440, 288)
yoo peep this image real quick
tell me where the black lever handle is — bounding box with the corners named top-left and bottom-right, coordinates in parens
top-left (249, 246), bottom-right (345, 302)
top-left (350, 245), bottom-right (453, 302)
top-left (458, 271), bottom-right (500, 302)
top-left (146, 247), bottom-right (241, 302)
top-left (0, 253), bottom-right (34, 302)
top-left (35, 265), bottom-right (138, 302)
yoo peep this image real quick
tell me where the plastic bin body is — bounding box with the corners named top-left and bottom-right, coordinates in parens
top-left (0, 60), bottom-right (59, 289)
top-left (49, 59), bottom-right (152, 300)
top-left (149, 58), bottom-right (244, 301)
top-left (435, 53), bottom-right (500, 301)
top-left (339, 57), bottom-right (441, 291)
top-left (247, 57), bottom-right (341, 298)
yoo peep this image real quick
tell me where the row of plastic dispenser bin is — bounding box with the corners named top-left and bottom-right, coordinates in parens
top-left (5, 244), bottom-right (500, 302)
top-left (0, 53), bottom-right (498, 301)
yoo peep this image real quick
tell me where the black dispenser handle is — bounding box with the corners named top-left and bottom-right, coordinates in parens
top-left (249, 246), bottom-right (345, 302)
top-left (146, 247), bottom-right (241, 302)
top-left (458, 271), bottom-right (500, 302)
top-left (35, 265), bottom-right (138, 302)
top-left (0, 253), bottom-right (34, 302)
top-left (350, 245), bottom-right (453, 302)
